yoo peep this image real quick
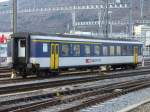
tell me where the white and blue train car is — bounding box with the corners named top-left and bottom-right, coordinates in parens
top-left (8, 33), bottom-right (143, 77)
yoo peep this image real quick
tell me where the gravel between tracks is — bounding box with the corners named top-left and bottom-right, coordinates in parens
top-left (1, 73), bottom-right (150, 103)
top-left (21, 74), bottom-right (150, 112)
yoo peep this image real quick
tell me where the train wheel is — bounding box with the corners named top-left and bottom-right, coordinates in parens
top-left (37, 71), bottom-right (45, 77)
top-left (22, 74), bottom-right (27, 78)
top-left (132, 65), bottom-right (137, 69)
top-left (51, 71), bottom-right (59, 77)
top-left (112, 67), bottom-right (116, 71)
top-left (106, 65), bottom-right (111, 71)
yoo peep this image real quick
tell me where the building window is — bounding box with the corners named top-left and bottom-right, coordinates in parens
top-left (85, 45), bottom-right (91, 56)
top-left (62, 44), bottom-right (69, 56)
top-left (103, 46), bottom-right (108, 56)
top-left (94, 45), bottom-right (100, 56)
top-left (73, 44), bottom-right (80, 56)
top-left (110, 46), bottom-right (115, 56)
top-left (116, 46), bottom-right (121, 56)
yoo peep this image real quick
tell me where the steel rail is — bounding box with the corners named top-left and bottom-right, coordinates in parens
top-left (5, 78), bottom-right (150, 112)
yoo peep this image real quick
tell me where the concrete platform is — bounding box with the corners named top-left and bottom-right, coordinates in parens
top-left (118, 99), bottom-right (150, 112)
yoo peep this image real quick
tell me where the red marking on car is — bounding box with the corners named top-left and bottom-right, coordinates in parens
top-left (86, 59), bottom-right (92, 63)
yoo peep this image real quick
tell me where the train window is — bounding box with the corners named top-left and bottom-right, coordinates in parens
top-left (84, 45), bottom-right (91, 56)
top-left (62, 44), bottom-right (69, 56)
top-left (127, 46), bottom-right (132, 55)
top-left (94, 45), bottom-right (100, 56)
top-left (116, 46), bottom-right (121, 56)
top-left (110, 46), bottom-right (115, 56)
top-left (141, 47), bottom-right (143, 55)
top-left (73, 44), bottom-right (80, 56)
top-left (103, 46), bottom-right (108, 56)
top-left (122, 46), bottom-right (127, 56)
top-left (43, 43), bottom-right (48, 53)
top-left (20, 40), bottom-right (26, 47)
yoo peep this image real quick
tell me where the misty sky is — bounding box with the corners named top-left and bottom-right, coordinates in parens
top-left (0, 0), bottom-right (9, 3)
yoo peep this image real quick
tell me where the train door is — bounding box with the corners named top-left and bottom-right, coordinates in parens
top-left (134, 47), bottom-right (138, 64)
top-left (13, 39), bottom-right (26, 64)
top-left (50, 43), bottom-right (59, 72)
top-left (18, 39), bottom-right (26, 58)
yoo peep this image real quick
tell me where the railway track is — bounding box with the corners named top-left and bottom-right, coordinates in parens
top-left (0, 68), bottom-right (150, 95)
top-left (1, 77), bottom-right (150, 112)
top-left (0, 64), bottom-right (150, 84)
top-left (0, 63), bottom-right (149, 111)
top-left (0, 61), bottom-right (149, 79)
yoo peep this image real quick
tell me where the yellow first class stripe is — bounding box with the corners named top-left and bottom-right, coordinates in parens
top-left (32, 39), bottom-right (101, 45)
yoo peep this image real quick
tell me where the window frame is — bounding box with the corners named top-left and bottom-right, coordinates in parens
top-left (122, 45), bottom-right (128, 56)
top-left (61, 44), bottom-right (70, 57)
top-left (73, 44), bottom-right (81, 56)
top-left (94, 45), bottom-right (101, 56)
top-left (103, 46), bottom-right (108, 56)
top-left (116, 46), bottom-right (121, 56)
top-left (84, 44), bottom-right (91, 57)
top-left (110, 46), bottom-right (115, 56)
top-left (43, 43), bottom-right (48, 53)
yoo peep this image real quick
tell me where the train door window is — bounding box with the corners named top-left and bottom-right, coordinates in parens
top-left (103, 46), bottom-right (108, 56)
top-left (20, 39), bottom-right (26, 47)
top-left (110, 46), bottom-right (115, 56)
top-left (73, 44), bottom-right (80, 56)
top-left (62, 44), bottom-right (69, 56)
top-left (84, 45), bottom-right (91, 56)
top-left (116, 46), bottom-right (121, 56)
top-left (43, 43), bottom-right (48, 53)
top-left (18, 39), bottom-right (26, 57)
top-left (122, 45), bottom-right (127, 56)
top-left (94, 45), bottom-right (100, 56)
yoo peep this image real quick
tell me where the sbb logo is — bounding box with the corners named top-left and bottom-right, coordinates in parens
top-left (0, 35), bottom-right (7, 43)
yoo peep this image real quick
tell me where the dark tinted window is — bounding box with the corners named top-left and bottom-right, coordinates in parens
top-left (20, 40), bottom-right (26, 47)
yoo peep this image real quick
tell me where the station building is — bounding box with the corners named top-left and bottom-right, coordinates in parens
top-left (134, 25), bottom-right (150, 58)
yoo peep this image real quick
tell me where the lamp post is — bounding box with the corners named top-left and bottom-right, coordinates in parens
top-left (13, 0), bottom-right (17, 33)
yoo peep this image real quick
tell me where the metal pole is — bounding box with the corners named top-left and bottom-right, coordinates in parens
top-left (98, 11), bottom-right (101, 34)
top-left (98, 0), bottom-right (102, 35)
top-left (140, 0), bottom-right (143, 18)
top-left (129, 0), bottom-right (133, 38)
top-left (109, 12), bottom-right (112, 37)
top-left (72, 10), bottom-right (76, 32)
top-left (106, 0), bottom-right (109, 38)
top-left (13, 0), bottom-right (17, 33)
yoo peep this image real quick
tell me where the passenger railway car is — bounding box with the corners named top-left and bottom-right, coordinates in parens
top-left (7, 33), bottom-right (143, 77)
